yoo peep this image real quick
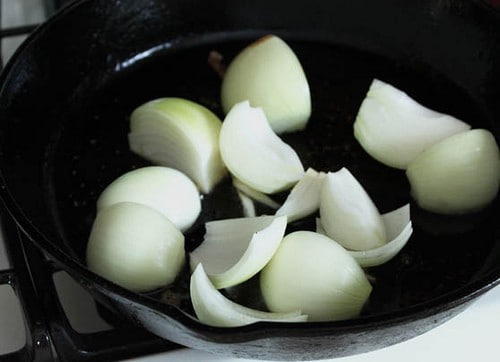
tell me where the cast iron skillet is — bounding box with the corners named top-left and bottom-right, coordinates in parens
top-left (0, 0), bottom-right (500, 360)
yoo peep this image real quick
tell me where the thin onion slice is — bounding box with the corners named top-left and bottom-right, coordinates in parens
top-left (354, 79), bottom-right (470, 169)
top-left (319, 168), bottom-right (387, 251)
top-left (97, 166), bottom-right (201, 232)
top-left (219, 101), bottom-right (305, 194)
top-left (189, 216), bottom-right (287, 289)
top-left (233, 177), bottom-right (280, 209)
top-left (276, 168), bottom-right (326, 223)
top-left (349, 223), bottom-right (413, 268)
top-left (318, 204), bottom-right (413, 267)
top-left (128, 97), bottom-right (227, 193)
top-left (190, 264), bottom-right (307, 327)
top-left (237, 191), bottom-right (257, 217)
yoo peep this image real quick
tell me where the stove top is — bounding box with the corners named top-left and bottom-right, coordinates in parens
top-left (0, 1), bottom-right (499, 361)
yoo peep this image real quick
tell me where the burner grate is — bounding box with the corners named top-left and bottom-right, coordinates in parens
top-left (0, 1), bottom-right (181, 360)
top-left (0, 218), bottom-right (58, 362)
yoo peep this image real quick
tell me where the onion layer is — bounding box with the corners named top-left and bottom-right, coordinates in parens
top-left (219, 101), bottom-right (305, 194)
top-left (233, 177), bottom-right (280, 209)
top-left (275, 168), bottom-right (326, 223)
top-left (316, 204), bottom-right (413, 267)
top-left (348, 204), bottom-right (412, 267)
top-left (190, 264), bottom-right (307, 327)
top-left (319, 168), bottom-right (387, 251)
top-left (189, 216), bottom-right (287, 289)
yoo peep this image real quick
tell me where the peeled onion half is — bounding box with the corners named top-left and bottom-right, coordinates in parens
top-left (221, 35), bottom-right (311, 134)
top-left (128, 97), bottom-right (226, 193)
top-left (406, 129), bottom-right (500, 214)
top-left (97, 166), bottom-right (201, 232)
top-left (260, 231), bottom-right (372, 321)
top-left (86, 202), bottom-right (185, 292)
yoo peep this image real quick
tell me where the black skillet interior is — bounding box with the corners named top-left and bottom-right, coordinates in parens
top-left (0, 0), bottom-right (500, 359)
top-left (45, 28), bottom-right (500, 315)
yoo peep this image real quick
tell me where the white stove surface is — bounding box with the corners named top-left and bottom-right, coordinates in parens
top-left (1, 1), bottom-right (499, 361)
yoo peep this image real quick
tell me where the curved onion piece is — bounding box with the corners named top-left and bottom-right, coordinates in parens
top-left (233, 177), bottom-right (280, 209)
top-left (128, 97), bottom-right (227, 193)
top-left (406, 129), bottom-right (500, 214)
top-left (260, 231), bottom-right (372, 322)
top-left (221, 35), bottom-right (311, 134)
top-left (97, 166), bottom-right (201, 232)
top-left (86, 202), bottom-right (185, 292)
top-left (316, 205), bottom-right (413, 267)
top-left (190, 264), bottom-right (307, 327)
top-left (275, 168), bottom-right (326, 223)
top-left (237, 191), bottom-right (257, 217)
top-left (189, 216), bottom-right (287, 289)
top-left (348, 204), bottom-right (412, 267)
top-left (219, 101), bottom-right (305, 194)
top-left (349, 223), bottom-right (413, 268)
top-left (354, 79), bottom-right (470, 169)
top-left (319, 168), bottom-right (387, 251)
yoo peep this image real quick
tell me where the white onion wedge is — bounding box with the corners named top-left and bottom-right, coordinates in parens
top-left (128, 97), bottom-right (227, 193)
top-left (406, 129), bottom-right (500, 214)
top-left (86, 202), bottom-right (185, 292)
top-left (354, 79), bottom-right (470, 169)
top-left (260, 231), bottom-right (372, 322)
top-left (219, 101), bottom-right (305, 194)
top-left (97, 166), bottom-right (201, 232)
top-left (275, 168), bottom-right (326, 223)
top-left (190, 264), bottom-right (307, 327)
top-left (317, 204), bottom-right (413, 267)
top-left (221, 35), bottom-right (311, 134)
top-left (189, 216), bottom-right (287, 289)
top-left (319, 168), bottom-right (387, 251)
